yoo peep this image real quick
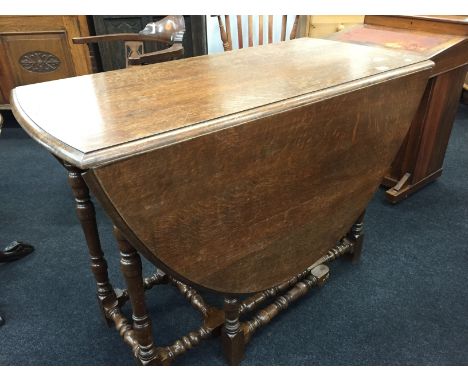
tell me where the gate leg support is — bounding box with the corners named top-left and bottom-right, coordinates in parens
top-left (348, 211), bottom-right (365, 264)
top-left (222, 297), bottom-right (245, 366)
top-left (114, 226), bottom-right (160, 365)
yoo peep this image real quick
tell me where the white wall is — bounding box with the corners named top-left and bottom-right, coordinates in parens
top-left (207, 15), bottom-right (298, 54)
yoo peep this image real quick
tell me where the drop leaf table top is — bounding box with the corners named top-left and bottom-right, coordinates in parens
top-left (12, 38), bottom-right (431, 169)
top-left (11, 38), bottom-right (433, 294)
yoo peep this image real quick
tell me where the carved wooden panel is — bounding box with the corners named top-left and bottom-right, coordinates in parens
top-left (19, 51), bottom-right (61, 73)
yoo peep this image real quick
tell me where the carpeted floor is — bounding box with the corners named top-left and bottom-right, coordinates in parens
top-left (0, 104), bottom-right (467, 366)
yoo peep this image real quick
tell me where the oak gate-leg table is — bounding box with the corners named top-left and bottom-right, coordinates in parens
top-left (11, 38), bottom-right (433, 365)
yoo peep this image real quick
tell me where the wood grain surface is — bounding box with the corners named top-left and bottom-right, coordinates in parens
top-left (85, 68), bottom-right (431, 294)
top-left (364, 15), bottom-right (468, 36)
top-left (328, 24), bottom-right (467, 77)
top-left (12, 38), bottom-right (431, 168)
top-left (12, 36), bottom-right (433, 293)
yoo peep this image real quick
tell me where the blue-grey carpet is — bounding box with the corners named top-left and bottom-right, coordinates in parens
top-left (0, 104), bottom-right (467, 365)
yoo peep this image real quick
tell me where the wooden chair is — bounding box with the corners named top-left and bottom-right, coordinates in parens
top-left (72, 15), bottom-right (186, 68)
top-left (214, 15), bottom-right (301, 51)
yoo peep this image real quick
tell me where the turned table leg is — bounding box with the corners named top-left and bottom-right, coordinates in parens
top-left (222, 297), bottom-right (245, 366)
top-left (114, 226), bottom-right (160, 365)
top-left (64, 163), bottom-right (117, 324)
top-left (348, 211), bottom-right (365, 264)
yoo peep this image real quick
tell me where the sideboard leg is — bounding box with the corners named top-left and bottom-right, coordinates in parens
top-left (222, 297), bottom-right (245, 366)
top-left (114, 226), bottom-right (159, 366)
top-left (348, 211), bottom-right (365, 264)
top-left (65, 163), bottom-right (116, 325)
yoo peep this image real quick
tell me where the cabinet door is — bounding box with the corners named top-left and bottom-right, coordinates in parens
top-left (2, 32), bottom-right (75, 86)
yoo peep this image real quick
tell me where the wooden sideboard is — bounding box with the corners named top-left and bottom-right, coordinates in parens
top-left (328, 15), bottom-right (468, 203)
top-left (0, 16), bottom-right (93, 108)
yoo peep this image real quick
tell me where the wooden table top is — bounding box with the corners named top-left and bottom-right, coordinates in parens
top-left (12, 37), bottom-right (431, 168)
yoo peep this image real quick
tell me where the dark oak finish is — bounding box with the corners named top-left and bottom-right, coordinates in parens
top-left (243, 264), bottom-right (329, 343)
top-left (11, 38), bottom-right (433, 364)
top-left (63, 162), bottom-right (117, 323)
top-left (12, 39), bottom-right (431, 168)
top-left (348, 212), bottom-right (365, 264)
top-left (222, 298), bottom-right (244, 365)
top-left (328, 16), bottom-right (468, 203)
top-left (12, 39), bottom-right (432, 294)
top-left (114, 226), bottom-right (159, 365)
top-left (86, 70), bottom-right (429, 294)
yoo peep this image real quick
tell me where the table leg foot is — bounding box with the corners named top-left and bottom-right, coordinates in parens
top-left (383, 169), bottom-right (443, 204)
top-left (222, 297), bottom-right (244, 366)
top-left (115, 226), bottom-right (159, 366)
top-left (348, 212), bottom-right (365, 264)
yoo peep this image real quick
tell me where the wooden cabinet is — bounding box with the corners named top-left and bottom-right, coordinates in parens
top-left (0, 16), bottom-right (93, 108)
top-left (305, 15), bottom-right (364, 38)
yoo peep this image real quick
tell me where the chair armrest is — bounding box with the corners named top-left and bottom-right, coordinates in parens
top-left (72, 34), bottom-right (173, 45)
top-left (127, 43), bottom-right (184, 65)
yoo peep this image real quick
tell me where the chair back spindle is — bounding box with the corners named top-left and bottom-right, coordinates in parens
top-left (268, 15), bottom-right (274, 44)
top-left (237, 16), bottom-right (243, 49)
top-left (259, 15), bottom-right (264, 45)
top-left (281, 15), bottom-right (287, 41)
top-left (216, 15), bottom-right (300, 52)
top-left (248, 16), bottom-right (254, 47)
top-left (290, 15), bottom-right (300, 41)
top-left (225, 16), bottom-right (232, 49)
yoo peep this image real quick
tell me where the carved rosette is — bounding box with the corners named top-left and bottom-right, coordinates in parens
top-left (19, 51), bottom-right (61, 73)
